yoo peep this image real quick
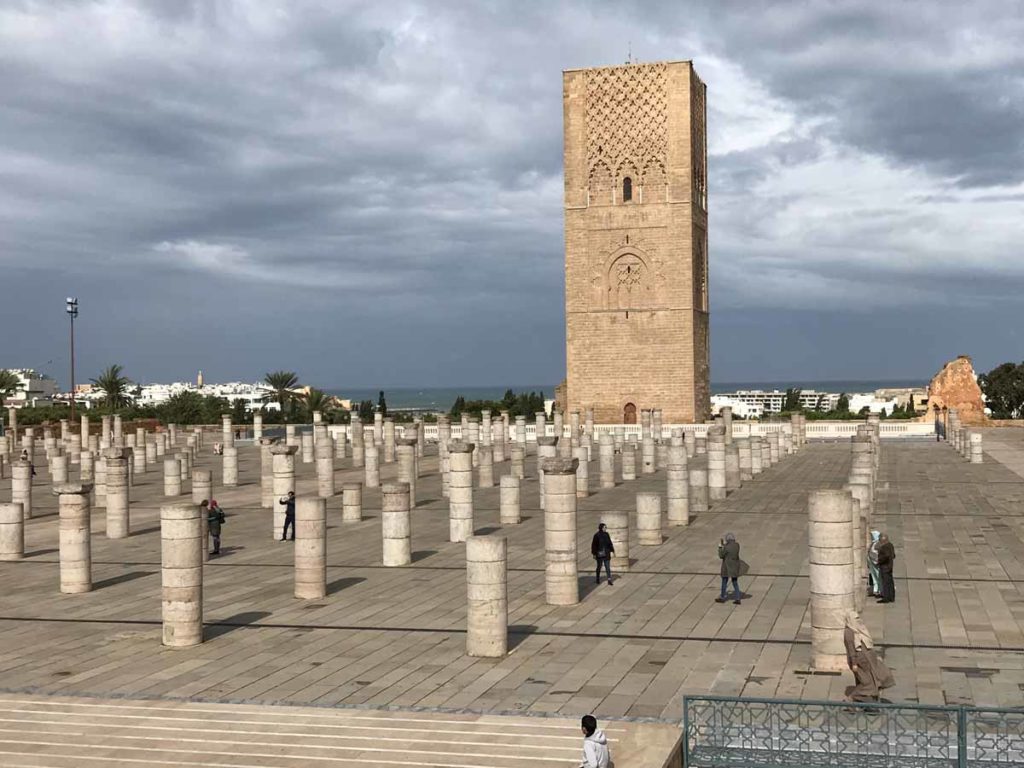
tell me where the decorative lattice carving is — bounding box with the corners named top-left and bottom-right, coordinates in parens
top-left (585, 64), bottom-right (668, 202)
top-left (609, 254), bottom-right (647, 309)
top-left (693, 78), bottom-right (707, 210)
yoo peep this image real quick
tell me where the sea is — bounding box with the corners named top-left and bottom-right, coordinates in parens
top-left (329, 379), bottom-right (926, 411)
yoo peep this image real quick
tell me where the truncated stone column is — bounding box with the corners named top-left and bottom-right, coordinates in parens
top-left (492, 421), bottom-right (505, 463)
top-left (465, 535), bottom-right (507, 658)
top-left (781, 424), bottom-right (793, 455)
top-left (641, 436), bottom-right (656, 475)
top-left (515, 415), bottom-right (527, 454)
top-left (750, 436), bottom-right (764, 475)
top-left (382, 482), bottom-right (411, 566)
top-left (55, 482), bottom-right (93, 594)
top-left (510, 444), bottom-right (525, 480)
top-left (12, 460), bottom-right (32, 519)
top-left (222, 446), bottom-right (238, 487)
top-left (970, 433), bottom-right (983, 464)
top-left (536, 436), bottom-right (559, 511)
top-left (725, 444), bottom-right (741, 494)
top-left (191, 469), bottom-right (212, 506)
top-left (688, 462), bottom-right (709, 515)
top-left (271, 444), bottom-right (298, 538)
top-left (721, 406), bottom-right (733, 445)
top-left (104, 447), bottom-right (130, 538)
top-left (164, 457), bottom-right (182, 496)
top-left (636, 493), bottom-right (663, 545)
top-left (95, 455), bottom-right (107, 504)
top-left (383, 419), bottom-right (396, 463)
top-left (667, 441), bottom-right (689, 526)
top-left (0, 503), bottom-right (24, 560)
top-left (300, 431), bottom-right (314, 465)
top-left (598, 432), bottom-right (615, 488)
top-left (708, 428), bottom-right (726, 502)
top-left (286, 424), bottom-right (298, 448)
top-left (397, 438), bottom-right (417, 506)
top-left (603, 509), bottom-right (630, 573)
top-left (364, 442), bottom-right (380, 488)
top-left (499, 475), bottom-right (520, 524)
top-left (448, 441), bottom-right (474, 543)
top-left (145, 439), bottom-right (157, 467)
top-left (260, 438), bottom-right (276, 508)
top-left (684, 430), bottom-right (696, 458)
top-left (253, 413), bottom-right (263, 440)
top-left (574, 446), bottom-right (589, 498)
top-left (221, 414), bottom-right (233, 448)
top-left (808, 489), bottom-right (855, 671)
top-left (843, 483), bottom-right (867, 613)
top-left (467, 420), bottom-right (480, 466)
top-left (736, 437), bottom-right (752, 481)
top-left (621, 443), bottom-right (637, 481)
top-left (51, 452), bottom-right (69, 484)
top-left (696, 434), bottom-right (707, 455)
top-left (295, 497), bottom-right (327, 599)
top-left (161, 503), bottom-right (203, 647)
top-left (342, 482), bottom-right (363, 522)
top-left (760, 438), bottom-right (771, 471)
top-left (352, 431), bottom-right (365, 469)
top-left (768, 432), bottom-right (781, 465)
top-left (542, 457), bottom-right (579, 606)
top-left (133, 441), bottom-right (147, 475)
top-left (316, 440), bottom-right (336, 498)
top-left (477, 444), bottom-right (494, 488)
top-left (374, 412), bottom-right (384, 446)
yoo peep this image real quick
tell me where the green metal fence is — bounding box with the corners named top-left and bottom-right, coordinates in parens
top-left (683, 695), bottom-right (1024, 768)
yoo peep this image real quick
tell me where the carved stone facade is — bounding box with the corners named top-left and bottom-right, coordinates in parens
top-left (564, 60), bottom-right (709, 424)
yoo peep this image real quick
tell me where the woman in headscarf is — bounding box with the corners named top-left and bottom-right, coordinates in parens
top-left (867, 531), bottom-right (881, 598)
top-left (843, 610), bottom-right (894, 702)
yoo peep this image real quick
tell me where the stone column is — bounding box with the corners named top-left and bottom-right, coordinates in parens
top-left (653, 408), bottom-right (663, 442)
top-left (295, 497), bottom-right (327, 599)
top-left (364, 441), bottom-right (380, 488)
top-left (396, 437), bottom-right (417, 506)
top-left (542, 457), bottom-right (579, 606)
top-left (688, 463), bottom-right (709, 515)
top-left (112, 415), bottom-right (123, 446)
top-left (736, 437), bottom-right (752, 481)
top-left (466, 535), bottom-right (507, 658)
top-left (636, 492), bottom-right (662, 545)
top-left (191, 469), bottom-right (212, 507)
top-left (598, 432), bottom-right (615, 488)
top-left (695, 434), bottom-right (707, 455)
top-left (667, 440), bottom-right (689, 526)
top-left (285, 424), bottom-right (297, 448)
top-left (154, 434), bottom-right (165, 457)
top-left (55, 482), bottom-right (93, 594)
top-left (165, 421), bottom-right (176, 445)
top-left (382, 482), bottom-right (411, 566)
top-left (683, 430), bottom-right (696, 458)
top-left (104, 447), bottom-right (130, 538)
top-left (220, 414), bottom-right (234, 449)
top-left (725, 443), bottom-right (741, 494)
top-left (619, 442), bottom-right (637, 483)
top-left (449, 441), bottom-right (474, 543)
top-left (760, 437), bottom-right (772, 471)
top-left (253, 412), bottom-right (263, 440)
top-left (790, 413), bottom-right (801, 450)
top-left (342, 482), bottom-right (363, 522)
top-left (707, 427), bottom-right (726, 502)
top-left (843, 483), bottom-right (867, 613)
top-left (535, 411), bottom-right (547, 443)
top-left (970, 432), bottom-right (983, 464)
top-left (95, 454), bottom-right (107, 504)
top-left (164, 457), bottom-right (182, 496)
top-left (641, 409), bottom-right (652, 441)
top-left (51, 452), bottom-right (69, 484)
top-left (259, 437), bottom-right (276, 508)
top-left (574, 446), bottom-right (589, 498)
top-left (334, 430), bottom-right (347, 460)
top-left (300, 431), bottom-right (314, 465)
top-left (492, 421), bottom-right (505, 463)
top-left (781, 424), bottom-right (793, 455)
top-left (641, 436), bottom-right (656, 475)
top-left (510, 444), bottom-right (525, 480)
top-left (477, 444), bottom-right (494, 488)
top-left (515, 415), bottom-right (527, 455)
top-left (467, 420), bottom-right (480, 466)
top-left (536, 436), bottom-right (559, 510)
top-left (351, 428), bottom-right (365, 469)
top-left (499, 475), bottom-right (520, 524)
top-left (604, 509), bottom-right (629, 573)
top-left (373, 412), bottom-right (384, 446)
top-left (145, 439), bottom-right (157, 467)
top-left (0, 502), bottom-right (24, 560)
top-left (271, 444), bottom-right (298, 538)
top-left (383, 419), bottom-right (396, 463)
top-left (750, 436), bottom-right (764, 475)
top-left (12, 459), bottom-right (32, 520)
top-left (768, 432), bottom-right (781, 465)
top-left (808, 489), bottom-right (855, 671)
top-left (721, 406), bottom-right (733, 444)
top-left (315, 439), bottom-right (335, 498)
top-left (161, 502), bottom-right (203, 647)
top-left (222, 445), bottom-right (238, 487)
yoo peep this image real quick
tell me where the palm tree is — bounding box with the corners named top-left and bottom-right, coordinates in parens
top-left (303, 387), bottom-right (333, 421)
top-left (0, 369), bottom-right (23, 404)
top-left (90, 364), bottom-right (133, 413)
top-left (264, 370), bottom-right (299, 413)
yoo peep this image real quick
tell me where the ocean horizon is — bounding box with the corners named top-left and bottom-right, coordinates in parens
top-left (328, 378), bottom-right (927, 410)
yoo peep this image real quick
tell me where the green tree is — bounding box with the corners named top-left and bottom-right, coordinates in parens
top-left (231, 398), bottom-right (247, 423)
top-left (358, 399), bottom-right (374, 421)
top-left (303, 388), bottom-right (332, 421)
top-left (264, 370), bottom-right (299, 413)
top-left (978, 362), bottom-right (1024, 419)
top-left (783, 388), bottom-right (802, 412)
top-left (0, 370), bottom-right (23, 404)
top-left (90, 364), bottom-right (133, 413)
top-left (836, 393), bottom-right (850, 414)
top-left (377, 390), bottom-right (388, 417)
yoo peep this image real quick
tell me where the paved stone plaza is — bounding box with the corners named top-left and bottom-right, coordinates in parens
top-left (3, 429), bottom-right (1024, 765)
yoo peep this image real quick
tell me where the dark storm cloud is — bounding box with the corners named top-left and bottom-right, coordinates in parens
top-left (1, 0), bottom-right (1022, 387)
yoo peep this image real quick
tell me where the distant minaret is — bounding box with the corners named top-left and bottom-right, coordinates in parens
top-left (197, 370), bottom-right (204, 387)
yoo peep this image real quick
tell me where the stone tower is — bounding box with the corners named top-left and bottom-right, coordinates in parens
top-left (563, 60), bottom-right (709, 424)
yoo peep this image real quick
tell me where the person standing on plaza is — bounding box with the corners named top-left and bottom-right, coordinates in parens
top-left (715, 532), bottom-right (744, 605)
top-left (208, 499), bottom-right (225, 556)
top-left (578, 714), bottom-right (611, 768)
top-left (843, 610), bottom-right (894, 703)
top-left (591, 523), bottom-right (615, 586)
top-left (876, 533), bottom-right (896, 603)
top-left (867, 530), bottom-right (882, 598)
top-left (279, 490), bottom-right (296, 541)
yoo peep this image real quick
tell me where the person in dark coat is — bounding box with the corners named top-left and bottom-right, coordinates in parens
top-left (843, 610), bottom-right (894, 702)
top-left (716, 532), bottom-right (742, 605)
top-left (208, 499), bottom-right (226, 556)
top-left (876, 533), bottom-right (896, 603)
top-left (591, 523), bottom-right (615, 585)
top-left (279, 490), bottom-right (296, 541)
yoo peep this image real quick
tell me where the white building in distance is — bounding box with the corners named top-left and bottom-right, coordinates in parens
top-left (2, 369), bottom-right (58, 407)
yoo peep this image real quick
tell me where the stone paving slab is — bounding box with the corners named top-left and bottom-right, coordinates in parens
top-left (1, 431), bottom-right (1024, 733)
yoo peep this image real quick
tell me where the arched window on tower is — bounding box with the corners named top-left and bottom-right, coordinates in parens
top-left (622, 176), bottom-right (632, 202)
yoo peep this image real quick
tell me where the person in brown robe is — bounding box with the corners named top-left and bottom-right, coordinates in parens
top-left (844, 610), bottom-right (895, 702)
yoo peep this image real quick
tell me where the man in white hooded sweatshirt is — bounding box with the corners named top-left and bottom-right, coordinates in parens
top-left (579, 714), bottom-right (611, 768)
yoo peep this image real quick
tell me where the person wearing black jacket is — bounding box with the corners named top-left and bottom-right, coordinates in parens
top-left (279, 491), bottom-right (296, 541)
top-left (591, 523), bottom-right (615, 586)
top-left (876, 533), bottom-right (896, 603)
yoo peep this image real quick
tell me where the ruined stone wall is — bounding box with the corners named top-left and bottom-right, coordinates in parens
top-left (925, 355), bottom-right (988, 425)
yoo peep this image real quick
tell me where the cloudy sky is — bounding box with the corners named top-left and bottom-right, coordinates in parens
top-left (2, 1), bottom-right (1023, 390)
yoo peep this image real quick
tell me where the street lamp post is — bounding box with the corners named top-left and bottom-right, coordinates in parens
top-left (66, 297), bottom-right (79, 429)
